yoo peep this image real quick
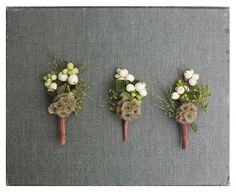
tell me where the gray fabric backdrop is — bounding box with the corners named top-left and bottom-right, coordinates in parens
top-left (6, 7), bottom-right (229, 186)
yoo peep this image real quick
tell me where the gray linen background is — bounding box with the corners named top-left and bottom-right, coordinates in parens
top-left (6, 7), bottom-right (229, 185)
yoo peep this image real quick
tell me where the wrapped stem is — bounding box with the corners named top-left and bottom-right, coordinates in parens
top-left (59, 117), bottom-right (66, 145)
top-left (123, 120), bottom-right (129, 142)
top-left (181, 123), bottom-right (189, 149)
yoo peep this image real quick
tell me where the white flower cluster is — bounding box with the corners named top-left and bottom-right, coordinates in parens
top-left (114, 68), bottom-right (135, 82)
top-left (171, 69), bottom-right (200, 100)
top-left (184, 69), bottom-right (199, 86)
top-left (43, 62), bottom-right (80, 92)
top-left (115, 68), bottom-right (147, 98)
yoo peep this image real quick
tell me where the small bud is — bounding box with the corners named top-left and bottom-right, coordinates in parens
top-left (51, 74), bottom-right (57, 80)
top-left (67, 69), bottom-right (73, 75)
top-left (43, 76), bottom-right (47, 81)
top-left (72, 68), bottom-right (79, 74)
top-left (62, 69), bottom-right (68, 74)
top-left (67, 62), bottom-right (74, 70)
top-left (136, 95), bottom-right (142, 101)
top-left (46, 78), bottom-right (52, 84)
top-left (131, 92), bottom-right (137, 97)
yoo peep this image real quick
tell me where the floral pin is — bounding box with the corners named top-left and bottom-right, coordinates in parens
top-left (155, 69), bottom-right (211, 149)
top-left (43, 54), bottom-right (88, 145)
top-left (109, 68), bottom-right (147, 141)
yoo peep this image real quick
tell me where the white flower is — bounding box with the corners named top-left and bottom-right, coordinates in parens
top-left (51, 74), bottom-right (57, 81)
top-left (49, 83), bottom-right (57, 90)
top-left (183, 85), bottom-right (189, 91)
top-left (139, 89), bottom-right (147, 97)
top-left (119, 68), bottom-right (128, 77)
top-left (192, 73), bottom-right (199, 80)
top-left (68, 74), bottom-right (78, 85)
top-left (126, 74), bottom-right (134, 82)
top-left (189, 78), bottom-right (197, 86)
top-left (175, 86), bottom-right (185, 94)
top-left (116, 68), bottom-right (121, 74)
top-left (184, 70), bottom-right (194, 80)
top-left (171, 92), bottom-right (180, 100)
top-left (190, 69), bottom-right (194, 75)
top-left (135, 82), bottom-right (145, 92)
top-left (126, 84), bottom-right (135, 92)
top-left (114, 74), bottom-right (120, 79)
top-left (58, 73), bottom-right (68, 82)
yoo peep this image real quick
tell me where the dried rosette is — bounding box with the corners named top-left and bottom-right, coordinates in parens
top-left (43, 54), bottom-right (88, 145)
top-left (155, 69), bottom-right (211, 149)
top-left (109, 68), bottom-right (147, 141)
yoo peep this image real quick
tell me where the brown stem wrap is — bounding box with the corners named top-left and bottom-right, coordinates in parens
top-left (123, 120), bottom-right (129, 142)
top-left (59, 117), bottom-right (66, 145)
top-left (181, 123), bottom-right (189, 149)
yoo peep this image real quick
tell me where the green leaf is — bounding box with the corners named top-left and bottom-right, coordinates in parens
top-left (190, 122), bottom-right (198, 133)
top-left (78, 66), bottom-right (86, 74)
top-left (57, 84), bottom-right (67, 94)
top-left (132, 79), bottom-right (140, 85)
top-left (47, 91), bottom-right (56, 99)
top-left (115, 80), bottom-right (126, 94)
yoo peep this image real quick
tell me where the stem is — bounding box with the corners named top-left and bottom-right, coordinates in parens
top-left (59, 117), bottom-right (66, 145)
top-left (181, 123), bottom-right (189, 149)
top-left (123, 120), bottom-right (129, 142)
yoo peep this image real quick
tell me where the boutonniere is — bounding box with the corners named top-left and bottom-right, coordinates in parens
top-left (109, 68), bottom-right (147, 141)
top-left (43, 54), bottom-right (88, 145)
top-left (155, 69), bottom-right (211, 149)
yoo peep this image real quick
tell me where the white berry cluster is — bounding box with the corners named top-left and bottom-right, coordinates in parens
top-left (43, 73), bottom-right (58, 91)
top-left (115, 68), bottom-right (147, 101)
top-left (114, 68), bottom-right (135, 82)
top-left (171, 69), bottom-right (200, 101)
top-left (58, 63), bottom-right (79, 85)
top-left (184, 69), bottom-right (199, 86)
top-left (43, 62), bottom-right (80, 92)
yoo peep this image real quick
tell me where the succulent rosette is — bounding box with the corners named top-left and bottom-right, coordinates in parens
top-left (109, 68), bottom-right (147, 141)
top-left (155, 69), bottom-right (211, 149)
top-left (43, 54), bottom-right (88, 145)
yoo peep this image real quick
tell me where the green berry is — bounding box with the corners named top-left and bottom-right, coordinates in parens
top-left (72, 68), bottom-right (79, 74)
top-left (131, 92), bottom-right (137, 97)
top-left (43, 76), bottom-right (47, 81)
top-left (44, 82), bottom-right (50, 87)
top-left (62, 69), bottom-right (68, 74)
top-left (47, 73), bottom-right (51, 78)
top-left (51, 74), bottom-right (57, 80)
top-left (46, 78), bottom-right (52, 84)
top-left (136, 95), bottom-right (142, 101)
top-left (67, 69), bottom-right (72, 75)
top-left (176, 80), bottom-right (183, 86)
top-left (67, 62), bottom-right (74, 70)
